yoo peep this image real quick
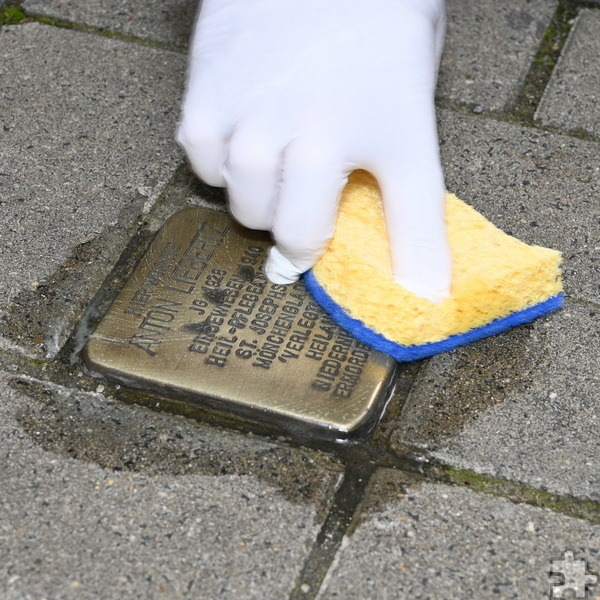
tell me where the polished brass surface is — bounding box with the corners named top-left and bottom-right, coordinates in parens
top-left (84, 207), bottom-right (396, 440)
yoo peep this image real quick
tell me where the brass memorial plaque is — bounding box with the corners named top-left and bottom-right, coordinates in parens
top-left (84, 207), bottom-right (396, 440)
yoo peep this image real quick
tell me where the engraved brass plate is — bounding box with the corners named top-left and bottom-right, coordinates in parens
top-left (83, 207), bottom-right (396, 440)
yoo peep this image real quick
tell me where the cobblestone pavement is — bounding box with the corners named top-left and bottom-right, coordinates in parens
top-left (1, 1), bottom-right (599, 598)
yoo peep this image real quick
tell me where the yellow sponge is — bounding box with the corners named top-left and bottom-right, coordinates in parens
top-left (304, 171), bottom-right (563, 361)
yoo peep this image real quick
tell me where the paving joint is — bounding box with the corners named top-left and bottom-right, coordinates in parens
top-left (31, 14), bottom-right (186, 52)
top-left (289, 464), bottom-right (374, 600)
top-left (511, 1), bottom-right (579, 125)
top-left (376, 446), bottom-right (600, 527)
top-left (0, 3), bottom-right (25, 26)
top-left (437, 96), bottom-right (599, 144)
top-left (439, 465), bottom-right (600, 524)
top-left (1, 2), bottom-right (186, 53)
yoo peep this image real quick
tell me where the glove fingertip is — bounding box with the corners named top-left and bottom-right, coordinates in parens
top-left (264, 246), bottom-right (304, 285)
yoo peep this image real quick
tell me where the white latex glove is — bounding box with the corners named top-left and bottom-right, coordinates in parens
top-left (178, 0), bottom-right (451, 302)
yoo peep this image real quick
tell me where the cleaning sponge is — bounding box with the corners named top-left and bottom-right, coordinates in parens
top-left (304, 171), bottom-right (564, 362)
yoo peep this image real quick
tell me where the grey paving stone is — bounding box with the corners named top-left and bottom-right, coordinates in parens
top-left (318, 470), bottom-right (600, 600)
top-left (391, 300), bottom-right (600, 501)
top-left (438, 109), bottom-right (599, 305)
top-left (23, 0), bottom-right (197, 47)
top-left (536, 9), bottom-right (600, 137)
top-left (0, 23), bottom-right (185, 355)
top-left (438, 0), bottom-right (557, 112)
top-left (0, 373), bottom-right (341, 600)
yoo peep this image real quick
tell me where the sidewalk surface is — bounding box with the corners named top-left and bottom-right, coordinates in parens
top-left (1, 1), bottom-right (599, 598)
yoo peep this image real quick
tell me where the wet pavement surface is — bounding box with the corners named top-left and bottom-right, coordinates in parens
top-left (1, 1), bottom-right (599, 598)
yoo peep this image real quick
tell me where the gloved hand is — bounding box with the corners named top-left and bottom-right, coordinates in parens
top-left (178, 0), bottom-right (451, 302)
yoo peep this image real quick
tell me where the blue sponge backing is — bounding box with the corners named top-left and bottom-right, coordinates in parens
top-left (304, 270), bottom-right (564, 362)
